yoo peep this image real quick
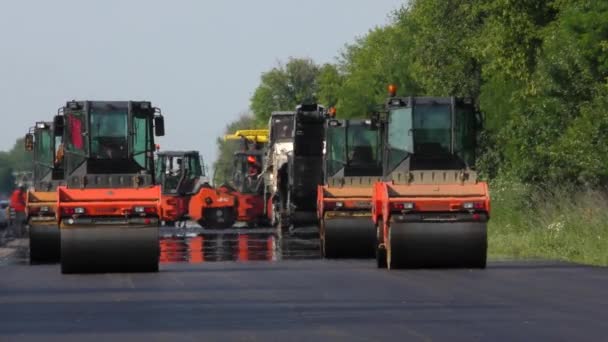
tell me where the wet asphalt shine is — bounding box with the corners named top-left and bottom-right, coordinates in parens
top-left (1, 225), bottom-right (607, 341)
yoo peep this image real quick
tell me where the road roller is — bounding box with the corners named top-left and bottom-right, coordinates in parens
top-left (156, 150), bottom-right (237, 229)
top-left (54, 100), bottom-right (165, 273)
top-left (23, 121), bottom-right (65, 263)
top-left (156, 150), bottom-right (207, 226)
top-left (265, 104), bottom-right (326, 230)
top-left (188, 184), bottom-right (237, 229)
top-left (318, 115), bottom-right (383, 258)
top-left (372, 89), bottom-right (490, 269)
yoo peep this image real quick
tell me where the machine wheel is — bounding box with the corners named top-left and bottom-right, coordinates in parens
top-left (320, 220), bottom-right (338, 258)
top-left (322, 217), bottom-right (374, 259)
top-left (29, 223), bottom-right (60, 264)
top-left (387, 221), bottom-right (487, 269)
top-left (60, 224), bottom-right (159, 274)
top-left (375, 223), bottom-right (387, 268)
top-left (376, 247), bottom-right (387, 269)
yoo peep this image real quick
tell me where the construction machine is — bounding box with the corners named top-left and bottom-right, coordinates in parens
top-left (24, 121), bottom-right (65, 263)
top-left (373, 88), bottom-right (490, 269)
top-left (265, 104), bottom-right (326, 229)
top-left (222, 130), bottom-right (268, 227)
top-left (156, 150), bottom-right (206, 226)
top-left (317, 116), bottom-right (383, 258)
top-left (54, 100), bottom-right (165, 273)
top-left (156, 150), bottom-right (236, 229)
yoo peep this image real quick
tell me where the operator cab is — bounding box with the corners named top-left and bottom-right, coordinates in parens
top-left (55, 100), bottom-right (165, 189)
top-left (324, 119), bottom-right (382, 180)
top-left (382, 96), bottom-right (479, 176)
top-left (269, 112), bottom-right (295, 145)
top-left (25, 121), bottom-right (65, 191)
top-left (156, 151), bottom-right (204, 195)
top-left (232, 151), bottom-right (264, 194)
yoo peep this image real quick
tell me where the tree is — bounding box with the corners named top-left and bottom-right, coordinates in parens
top-left (0, 137), bottom-right (32, 196)
top-left (250, 58), bottom-right (321, 124)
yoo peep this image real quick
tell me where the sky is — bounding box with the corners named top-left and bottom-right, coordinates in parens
top-left (0, 0), bottom-right (404, 165)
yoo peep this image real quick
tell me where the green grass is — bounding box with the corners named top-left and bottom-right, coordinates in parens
top-left (488, 178), bottom-right (608, 266)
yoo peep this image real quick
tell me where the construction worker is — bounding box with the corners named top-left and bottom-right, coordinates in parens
top-left (246, 155), bottom-right (262, 193)
top-left (55, 142), bottom-right (65, 165)
top-left (9, 184), bottom-right (27, 238)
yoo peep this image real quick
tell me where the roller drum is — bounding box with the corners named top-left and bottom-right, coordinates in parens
top-left (388, 221), bottom-right (487, 269)
top-left (322, 217), bottom-right (375, 258)
top-left (60, 224), bottom-right (159, 274)
top-left (289, 211), bottom-right (318, 228)
top-left (29, 222), bottom-right (60, 263)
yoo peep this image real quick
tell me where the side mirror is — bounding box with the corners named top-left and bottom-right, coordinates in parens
top-left (53, 115), bottom-right (64, 137)
top-left (154, 116), bottom-right (165, 137)
top-left (24, 134), bottom-right (34, 151)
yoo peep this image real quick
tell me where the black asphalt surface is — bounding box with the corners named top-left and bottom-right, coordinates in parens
top-left (0, 226), bottom-right (607, 341)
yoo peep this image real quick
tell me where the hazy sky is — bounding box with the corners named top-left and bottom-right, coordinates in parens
top-left (0, 0), bottom-right (404, 165)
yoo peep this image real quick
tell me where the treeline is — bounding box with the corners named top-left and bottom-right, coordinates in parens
top-left (214, 0), bottom-right (608, 188)
top-left (0, 138), bottom-right (32, 196)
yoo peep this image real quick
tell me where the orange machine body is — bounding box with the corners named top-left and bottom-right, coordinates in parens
top-left (26, 191), bottom-right (57, 222)
top-left (56, 185), bottom-right (162, 221)
top-left (160, 194), bottom-right (190, 223)
top-left (372, 179), bottom-right (491, 244)
top-left (188, 186), bottom-right (237, 228)
top-left (219, 185), bottom-right (265, 226)
top-left (317, 185), bottom-right (375, 219)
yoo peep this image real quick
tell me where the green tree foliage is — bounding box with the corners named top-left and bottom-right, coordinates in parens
top-left (336, 23), bottom-right (420, 117)
top-left (0, 138), bottom-right (33, 195)
top-left (219, 0), bottom-right (608, 189)
top-left (250, 58), bottom-right (321, 124)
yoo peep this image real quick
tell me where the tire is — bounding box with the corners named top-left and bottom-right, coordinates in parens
top-left (376, 223), bottom-right (387, 268)
top-left (376, 247), bottom-right (387, 269)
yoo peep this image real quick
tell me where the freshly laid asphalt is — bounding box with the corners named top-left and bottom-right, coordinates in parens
top-left (0, 226), bottom-right (607, 341)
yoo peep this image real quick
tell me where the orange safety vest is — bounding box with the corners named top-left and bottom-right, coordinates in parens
top-left (10, 189), bottom-right (26, 212)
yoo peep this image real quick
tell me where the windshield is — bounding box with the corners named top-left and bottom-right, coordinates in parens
top-left (387, 103), bottom-right (476, 171)
top-left (347, 124), bottom-right (380, 166)
top-left (326, 123), bottom-right (381, 177)
top-left (90, 110), bottom-right (128, 159)
top-left (232, 153), bottom-right (262, 193)
top-left (412, 105), bottom-right (451, 155)
top-left (387, 107), bottom-right (413, 172)
top-left (326, 125), bottom-right (346, 176)
top-left (65, 111), bottom-right (87, 172)
top-left (33, 128), bottom-right (54, 182)
top-left (35, 129), bottom-right (53, 167)
top-left (271, 115), bottom-right (294, 141)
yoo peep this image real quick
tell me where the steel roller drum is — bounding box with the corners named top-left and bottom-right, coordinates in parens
top-left (60, 224), bottom-right (159, 274)
top-left (387, 221), bottom-right (487, 269)
top-left (29, 222), bottom-right (60, 263)
top-left (322, 216), bottom-right (375, 258)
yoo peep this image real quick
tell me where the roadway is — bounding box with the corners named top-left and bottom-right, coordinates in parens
top-left (0, 226), bottom-right (607, 341)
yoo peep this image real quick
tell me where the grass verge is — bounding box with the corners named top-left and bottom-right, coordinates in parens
top-left (488, 178), bottom-right (607, 266)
